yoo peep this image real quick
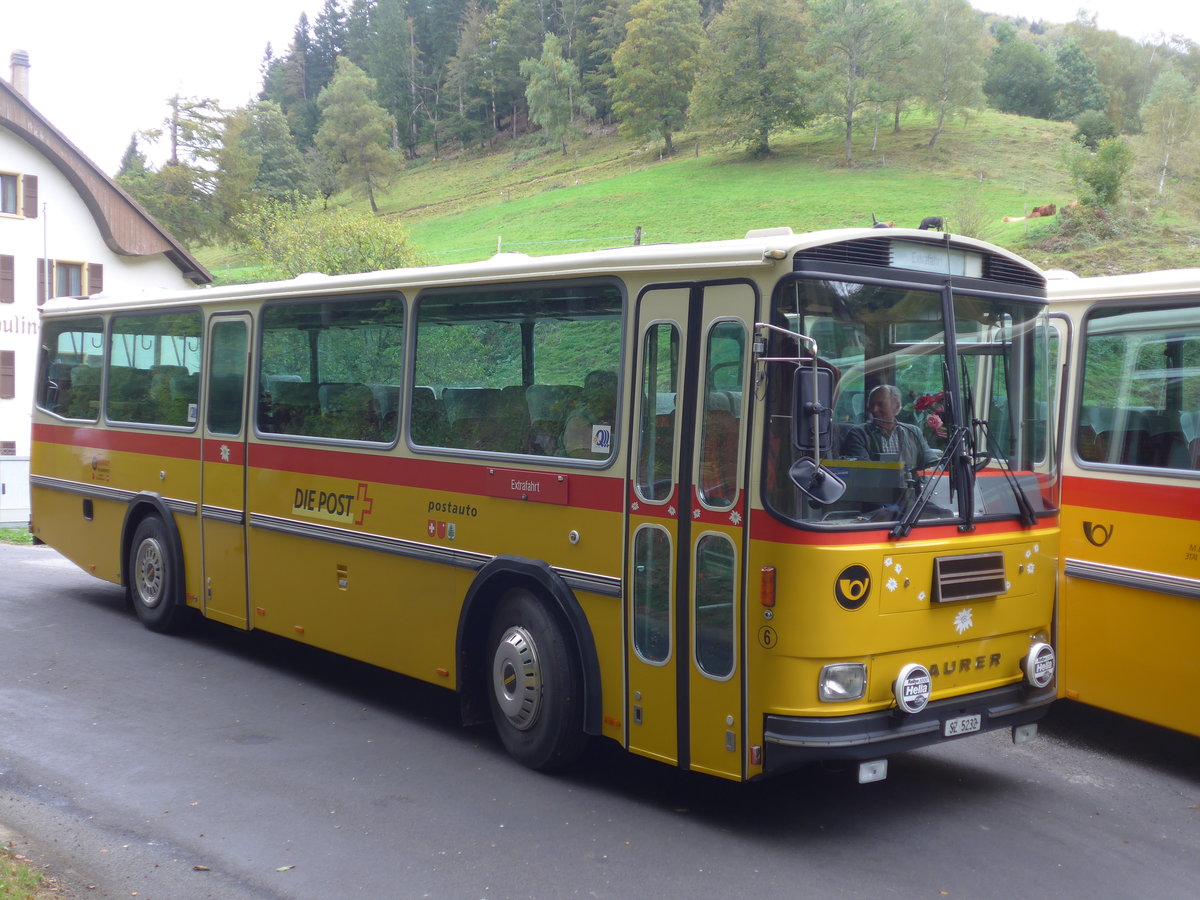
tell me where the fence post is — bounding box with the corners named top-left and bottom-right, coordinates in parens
top-left (633, 227), bottom-right (642, 246)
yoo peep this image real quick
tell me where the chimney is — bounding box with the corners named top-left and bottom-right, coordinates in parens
top-left (10, 50), bottom-right (30, 99)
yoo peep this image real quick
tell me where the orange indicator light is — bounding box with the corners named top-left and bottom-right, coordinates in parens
top-left (760, 566), bottom-right (776, 607)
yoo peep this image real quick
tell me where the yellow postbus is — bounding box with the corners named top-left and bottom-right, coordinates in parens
top-left (31, 227), bottom-right (1059, 782)
top-left (1049, 269), bottom-right (1200, 737)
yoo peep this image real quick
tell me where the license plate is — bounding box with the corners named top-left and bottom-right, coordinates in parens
top-left (943, 713), bottom-right (982, 737)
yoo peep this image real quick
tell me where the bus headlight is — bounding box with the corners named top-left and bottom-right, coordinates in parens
top-left (819, 663), bottom-right (866, 702)
top-left (1022, 642), bottom-right (1056, 689)
top-left (893, 663), bottom-right (932, 714)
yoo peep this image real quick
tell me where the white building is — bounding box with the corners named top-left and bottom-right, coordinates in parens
top-left (1, 51), bottom-right (211, 527)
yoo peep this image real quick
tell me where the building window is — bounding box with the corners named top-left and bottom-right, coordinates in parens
top-left (0, 350), bottom-right (15, 400)
top-left (55, 263), bottom-right (83, 298)
top-left (37, 259), bottom-right (99, 304)
top-left (0, 174), bottom-right (16, 215)
top-left (1, 255), bottom-right (13, 303)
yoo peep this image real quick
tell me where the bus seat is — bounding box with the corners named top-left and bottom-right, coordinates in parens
top-left (411, 387), bottom-right (449, 445)
top-left (65, 364), bottom-right (101, 419)
top-left (444, 387), bottom-right (504, 450)
top-left (107, 366), bottom-right (151, 421)
top-left (699, 393), bottom-right (739, 504)
top-left (320, 383), bottom-right (383, 440)
top-left (270, 381), bottom-right (319, 433)
top-left (371, 385), bottom-right (401, 427)
top-left (1076, 424), bottom-right (1101, 461)
top-left (527, 384), bottom-right (581, 456)
top-left (1191, 438), bottom-right (1200, 469)
top-left (498, 385), bottom-right (530, 452)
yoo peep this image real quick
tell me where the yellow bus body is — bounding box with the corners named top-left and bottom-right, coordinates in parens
top-left (31, 228), bottom-right (1060, 780)
top-left (1050, 270), bottom-right (1200, 737)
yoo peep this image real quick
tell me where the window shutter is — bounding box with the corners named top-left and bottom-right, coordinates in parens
top-left (0, 350), bottom-right (15, 400)
top-left (36, 258), bottom-right (47, 306)
top-left (87, 262), bottom-right (104, 296)
top-left (0, 255), bottom-right (13, 303)
top-left (22, 175), bottom-right (38, 218)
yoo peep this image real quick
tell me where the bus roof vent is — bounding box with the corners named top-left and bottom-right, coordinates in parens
top-left (745, 227), bottom-right (794, 239)
top-left (984, 255), bottom-right (1045, 289)
top-left (794, 238), bottom-right (891, 268)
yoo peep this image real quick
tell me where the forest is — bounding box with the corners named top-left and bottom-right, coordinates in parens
top-left (111, 0), bottom-right (1200, 273)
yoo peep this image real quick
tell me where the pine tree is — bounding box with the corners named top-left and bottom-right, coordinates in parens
top-left (521, 33), bottom-right (594, 154)
top-left (315, 58), bottom-right (395, 212)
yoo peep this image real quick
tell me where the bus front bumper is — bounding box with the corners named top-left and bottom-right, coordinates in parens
top-left (761, 683), bottom-right (1056, 777)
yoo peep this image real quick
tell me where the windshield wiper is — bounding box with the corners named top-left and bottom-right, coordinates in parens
top-left (973, 418), bottom-right (1039, 527)
top-left (890, 425), bottom-right (968, 539)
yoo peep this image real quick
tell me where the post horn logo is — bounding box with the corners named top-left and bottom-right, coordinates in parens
top-left (1082, 521), bottom-right (1114, 547)
top-left (835, 564), bottom-right (871, 610)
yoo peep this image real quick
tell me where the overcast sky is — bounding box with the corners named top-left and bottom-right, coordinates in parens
top-left (5, 1), bottom-right (1199, 175)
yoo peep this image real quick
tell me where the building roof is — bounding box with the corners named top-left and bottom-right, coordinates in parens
top-left (0, 75), bottom-right (212, 285)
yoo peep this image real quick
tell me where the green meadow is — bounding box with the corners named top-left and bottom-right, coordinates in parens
top-left (204, 110), bottom-right (1200, 278)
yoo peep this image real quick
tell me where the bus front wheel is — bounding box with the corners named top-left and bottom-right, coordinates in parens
top-left (486, 588), bottom-right (587, 770)
top-left (127, 515), bottom-right (187, 634)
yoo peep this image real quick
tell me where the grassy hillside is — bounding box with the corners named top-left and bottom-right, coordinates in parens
top-left (202, 109), bottom-right (1200, 279)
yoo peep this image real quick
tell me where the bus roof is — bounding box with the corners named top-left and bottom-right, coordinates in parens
top-left (40, 226), bottom-right (1044, 317)
top-left (1047, 268), bottom-right (1200, 304)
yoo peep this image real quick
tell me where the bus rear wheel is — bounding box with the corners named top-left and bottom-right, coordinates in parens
top-left (486, 588), bottom-right (587, 770)
top-left (127, 515), bottom-right (188, 634)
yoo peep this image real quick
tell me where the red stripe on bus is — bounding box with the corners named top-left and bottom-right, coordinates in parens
top-left (246, 443), bottom-right (625, 513)
top-left (1062, 474), bottom-right (1200, 520)
top-left (32, 423), bottom-right (201, 461)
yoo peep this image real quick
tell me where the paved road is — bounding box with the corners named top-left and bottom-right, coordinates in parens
top-left (1, 542), bottom-right (1197, 899)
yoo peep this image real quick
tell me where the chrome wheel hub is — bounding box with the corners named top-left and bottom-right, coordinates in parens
top-left (134, 538), bottom-right (164, 608)
top-left (492, 626), bottom-right (542, 730)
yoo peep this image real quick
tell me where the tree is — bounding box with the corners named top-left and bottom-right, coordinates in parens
top-left (810, 0), bottom-right (914, 165)
top-left (364, 0), bottom-right (423, 156)
top-left (445, 0), bottom-right (498, 149)
top-left (690, 0), bottom-right (814, 157)
top-left (521, 33), bottom-right (594, 154)
top-left (1141, 68), bottom-right (1199, 194)
top-left (117, 95), bottom-right (226, 247)
top-left (492, 0), bottom-right (547, 137)
top-left (1054, 38), bottom-right (1108, 121)
top-left (116, 134), bottom-right (149, 179)
top-left (1064, 136), bottom-right (1134, 206)
top-left (117, 164), bottom-right (215, 248)
top-left (611, 0), bottom-right (704, 156)
top-left (910, 0), bottom-right (986, 150)
top-left (315, 58), bottom-right (396, 213)
top-left (1072, 109), bottom-right (1117, 150)
top-left (984, 32), bottom-right (1058, 120)
top-left (235, 199), bottom-right (426, 278)
top-left (241, 101), bottom-right (314, 202)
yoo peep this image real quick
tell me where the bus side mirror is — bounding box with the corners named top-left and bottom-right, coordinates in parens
top-left (791, 366), bottom-right (833, 453)
top-left (789, 366), bottom-right (846, 506)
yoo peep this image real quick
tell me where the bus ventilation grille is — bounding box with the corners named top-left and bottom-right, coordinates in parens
top-left (984, 256), bottom-right (1045, 288)
top-left (932, 552), bottom-right (1007, 604)
top-left (794, 239), bottom-right (891, 268)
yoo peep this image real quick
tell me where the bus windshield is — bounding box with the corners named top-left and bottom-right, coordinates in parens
top-left (764, 276), bottom-right (1057, 529)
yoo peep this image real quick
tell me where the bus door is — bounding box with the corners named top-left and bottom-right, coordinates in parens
top-left (626, 282), bottom-right (754, 779)
top-left (200, 314), bottom-right (251, 629)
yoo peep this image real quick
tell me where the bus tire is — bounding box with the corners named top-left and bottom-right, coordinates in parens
top-left (486, 587), bottom-right (587, 770)
top-left (127, 515), bottom-right (187, 634)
